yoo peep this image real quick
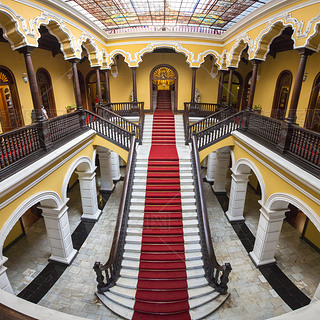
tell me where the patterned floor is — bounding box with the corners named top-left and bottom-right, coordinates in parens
top-left (3, 167), bottom-right (320, 319)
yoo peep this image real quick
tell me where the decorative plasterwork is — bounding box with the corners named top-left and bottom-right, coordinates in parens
top-left (0, 5), bottom-right (29, 49)
top-left (79, 33), bottom-right (101, 66)
top-left (227, 35), bottom-right (252, 68)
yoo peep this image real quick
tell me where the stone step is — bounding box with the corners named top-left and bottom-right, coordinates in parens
top-left (131, 191), bottom-right (195, 199)
top-left (128, 211), bottom-right (197, 220)
top-left (129, 204), bottom-right (197, 213)
top-left (130, 198), bottom-right (196, 206)
top-left (123, 250), bottom-right (202, 261)
top-left (133, 178), bottom-right (194, 185)
top-left (132, 185), bottom-right (195, 192)
top-left (126, 227), bottom-right (200, 237)
top-left (127, 218), bottom-right (198, 228)
top-left (125, 234), bottom-right (200, 245)
top-left (124, 242), bottom-right (201, 253)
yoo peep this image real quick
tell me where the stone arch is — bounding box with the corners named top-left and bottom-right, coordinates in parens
top-left (35, 19), bottom-right (77, 59)
top-left (253, 21), bottom-right (295, 60)
top-left (228, 39), bottom-right (249, 68)
top-left (265, 193), bottom-right (320, 232)
top-left (0, 8), bottom-right (27, 49)
top-left (0, 191), bottom-right (63, 259)
top-left (108, 50), bottom-right (132, 68)
top-left (81, 37), bottom-right (100, 67)
top-left (305, 21), bottom-right (320, 52)
top-left (61, 156), bottom-right (95, 203)
top-left (233, 158), bottom-right (267, 204)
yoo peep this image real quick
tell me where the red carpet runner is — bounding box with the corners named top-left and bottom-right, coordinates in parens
top-left (132, 108), bottom-right (191, 319)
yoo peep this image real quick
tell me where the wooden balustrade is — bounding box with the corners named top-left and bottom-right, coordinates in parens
top-left (186, 107), bottom-right (236, 142)
top-left (84, 110), bottom-right (133, 150)
top-left (0, 124), bottom-right (40, 170)
top-left (48, 111), bottom-right (81, 143)
top-left (184, 102), bottom-right (221, 117)
top-left (191, 134), bottom-right (231, 294)
top-left (97, 106), bottom-right (142, 144)
top-left (196, 111), bottom-right (245, 150)
top-left (103, 101), bottom-right (144, 117)
top-left (247, 112), bottom-right (282, 145)
top-left (94, 135), bottom-right (137, 292)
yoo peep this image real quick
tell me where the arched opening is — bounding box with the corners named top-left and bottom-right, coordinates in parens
top-left (150, 64), bottom-right (177, 112)
top-left (78, 71), bottom-right (87, 110)
top-left (221, 71), bottom-right (243, 109)
top-left (0, 65), bottom-right (24, 133)
top-left (86, 70), bottom-right (106, 111)
top-left (241, 71), bottom-right (252, 110)
top-left (305, 72), bottom-right (320, 132)
top-left (36, 68), bottom-right (57, 118)
top-left (271, 70), bottom-right (292, 120)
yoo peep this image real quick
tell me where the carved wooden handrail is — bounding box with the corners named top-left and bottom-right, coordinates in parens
top-left (84, 110), bottom-right (133, 151)
top-left (93, 135), bottom-right (137, 292)
top-left (191, 134), bottom-right (231, 294)
top-left (0, 124), bottom-right (40, 170)
top-left (103, 101), bottom-right (144, 118)
top-left (184, 102), bottom-right (221, 117)
top-left (97, 106), bottom-right (142, 144)
top-left (185, 107), bottom-right (236, 143)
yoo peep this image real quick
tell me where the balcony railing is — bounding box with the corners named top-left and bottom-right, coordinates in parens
top-left (184, 102), bottom-right (221, 117)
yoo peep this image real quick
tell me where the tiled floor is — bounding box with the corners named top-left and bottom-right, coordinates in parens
top-left (3, 168), bottom-right (320, 319)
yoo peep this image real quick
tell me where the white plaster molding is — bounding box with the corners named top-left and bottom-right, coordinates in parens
top-left (0, 131), bottom-right (95, 209)
top-left (233, 132), bottom-right (320, 207)
top-left (61, 156), bottom-right (95, 204)
top-left (232, 158), bottom-right (267, 204)
top-left (0, 191), bottom-right (64, 259)
top-left (265, 193), bottom-right (320, 232)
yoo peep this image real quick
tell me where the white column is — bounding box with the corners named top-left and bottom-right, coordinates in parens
top-left (225, 172), bottom-right (250, 221)
top-left (213, 147), bottom-right (230, 193)
top-left (202, 155), bottom-right (208, 168)
top-left (98, 149), bottom-right (114, 192)
top-left (205, 152), bottom-right (217, 182)
top-left (111, 151), bottom-right (121, 181)
top-left (40, 203), bottom-right (77, 265)
top-left (76, 169), bottom-right (101, 221)
top-left (0, 256), bottom-right (13, 293)
top-left (312, 283), bottom-right (320, 303)
top-left (249, 206), bottom-right (287, 266)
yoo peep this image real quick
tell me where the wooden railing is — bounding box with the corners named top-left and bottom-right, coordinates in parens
top-left (191, 134), bottom-right (231, 294)
top-left (93, 135), bottom-right (137, 292)
top-left (185, 107), bottom-right (236, 143)
top-left (184, 102), bottom-right (221, 117)
top-left (0, 124), bottom-right (40, 170)
top-left (97, 106), bottom-right (142, 144)
top-left (84, 110), bottom-right (133, 151)
top-left (48, 111), bottom-right (81, 143)
top-left (196, 111), bottom-right (245, 151)
top-left (103, 101), bottom-right (144, 118)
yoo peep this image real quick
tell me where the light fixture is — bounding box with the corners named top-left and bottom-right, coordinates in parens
top-left (303, 72), bottom-right (308, 82)
top-left (22, 73), bottom-right (28, 83)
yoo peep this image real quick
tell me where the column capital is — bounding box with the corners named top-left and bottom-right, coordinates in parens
top-left (68, 58), bottom-right (80, 64)
top-left (17, 45), bottom-right (36, 55)
top-left (259, 205), bottom-right (289, 221)
top-left (76, 168), bottom-right (97, 179)
top-left (38, 202), bottom-right (68, 218)
top-left (231, 172), bottom-right (251, 182)
top-left (296, 47), bottom-right (315, 57)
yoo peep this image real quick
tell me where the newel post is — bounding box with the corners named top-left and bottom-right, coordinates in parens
top-left (277, 122), bottom-right (294, 153)
top-left (19, 46), bottom-right (52, 150)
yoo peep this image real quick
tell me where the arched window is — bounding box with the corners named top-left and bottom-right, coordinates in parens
top-left (305, 72), bottom-right (320, 132)
top-left (271, 70), bottom-right (292, 120)
top-left (86, 70), bottom-right (106, 111)
top-left (36, 68), bottom-right (57, 118)
top-left (222, 71), bottom-right (243, 109)
top-left (0, 66), bottom-right (23, 133)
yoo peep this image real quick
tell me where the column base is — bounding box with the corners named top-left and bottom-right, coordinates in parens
top-left (49, 248), bottom-right (78, 266)
top-left (225, 210), bottom-right (245, 222)
top-left (100, 185), bottom-right (115, 193)
top-left (205, 176), bottom-right (214, 184)
top-left (249, 251), bottom-right (276, 267)
top-left (81, 209), bottom-right (102, 222)
top-left (212, 188), bottom-right (227, 194)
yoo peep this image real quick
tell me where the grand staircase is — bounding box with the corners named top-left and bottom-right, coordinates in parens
top-left (96, 103), bottom-right (229, 319)
top-left (156, 90), bottom-right (172, 110)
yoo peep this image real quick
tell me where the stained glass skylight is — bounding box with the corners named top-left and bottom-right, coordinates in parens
top-left (62, 0), bottom-right (271, 34)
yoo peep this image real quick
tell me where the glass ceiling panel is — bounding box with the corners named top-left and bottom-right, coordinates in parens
top-left (63, 0), bottom-right (271, 33)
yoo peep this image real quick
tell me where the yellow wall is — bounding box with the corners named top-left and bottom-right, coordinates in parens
top-left (304, 220), bottom-right (320, 249)
top-left (3, 220), bottom-right (23, 249)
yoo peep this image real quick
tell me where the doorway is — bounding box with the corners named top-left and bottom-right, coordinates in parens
top-left (150, 65), bottom-right (177, 112)
top-left (0, 66), bottom-right (24, 133)
top-left (305, 72), bottom-right (320, 132)
top-left (271, 70), bottom-right (292, 120)
top-left (36, 68), bottom-right (57, 118)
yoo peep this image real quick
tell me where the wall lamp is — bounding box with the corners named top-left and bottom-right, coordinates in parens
top-left (22, 73), bottom-right (28, 83)
top-left (303, 72), bottom-right (308, 82)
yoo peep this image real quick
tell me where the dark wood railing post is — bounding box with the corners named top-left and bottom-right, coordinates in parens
top-left (218, 70), bottom-right (227, 105)
top-left (104, 69), bottom-right (111, 104)
top-left (96, 67), bottom-right (102, 104)
top-left (277, 122), bottom-right (294, 153)
top-left (226, 67), bottom-right (235, 106)
top-left (247, 59), bottom-right (261, 111)
top-left (286, 48), bottom-right (314, 124)
top-left (19, 46), bottom-right (52, 150)
top-left (131, 67), bottom-right (139, 114)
